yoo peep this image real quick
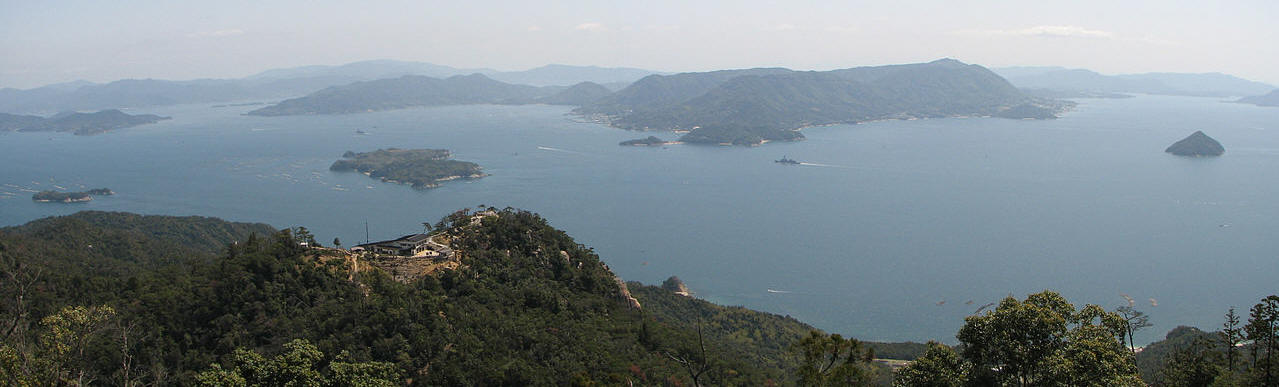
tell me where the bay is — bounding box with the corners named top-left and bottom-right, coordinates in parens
top-left (2, 95), bottom-right (1276, 345)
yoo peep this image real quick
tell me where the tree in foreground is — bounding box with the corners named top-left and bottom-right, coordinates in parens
top-left (891, 342), bottom-right (966, 387)
top-left (195, 339), bottom-right (399, 387)
top-left (895, 291), bottom-right (1142, 386)
top-left (794, 331), bottom-right (876, 386)
top-left (1246, 295), bottom-right (1279, 386)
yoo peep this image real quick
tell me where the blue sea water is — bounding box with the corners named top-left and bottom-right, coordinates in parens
top-left (2, 95), bottom-right (1276, 345)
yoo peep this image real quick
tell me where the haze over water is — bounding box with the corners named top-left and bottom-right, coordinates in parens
top-left (1, 95), bottom-right (1276, 344)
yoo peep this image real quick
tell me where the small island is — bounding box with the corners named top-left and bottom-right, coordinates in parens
top-left (618, 136), bottom-right (673, 146)
top-left (330, 148), bottom-right (485, 189)
top-left (32, 188), bottom-right (113, 203)
top-left (1165, 131), bottom-right (1225, 157)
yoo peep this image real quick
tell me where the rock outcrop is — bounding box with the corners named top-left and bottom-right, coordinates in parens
top-left (1165, 131), bottom-right (1225, 157)
top-left (662, 276), bottom-right (691, 297)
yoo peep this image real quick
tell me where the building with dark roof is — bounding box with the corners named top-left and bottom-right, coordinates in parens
top-left (356, 233), bottom-right (435, 256)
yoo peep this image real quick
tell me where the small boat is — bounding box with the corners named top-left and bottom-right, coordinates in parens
top-left (775, 156), bottom-right (800, 165)
top-left (355, 129), bottom-right (370, 135)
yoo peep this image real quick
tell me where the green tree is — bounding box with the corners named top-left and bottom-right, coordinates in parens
top-left (1221, 307), bottom-right (1244, 373)
top-left (794, 331), bottom-right (874, 386)
top-left (195, 339), bottom-right (399, 387)
top-left (665, 321), bottom-right (712, 387)
top-left (40, 305), bottom-right (117, 386)
top-left (892, 342), bottom-right (966, 387)
top-left (956, 291), bottom-right (1141, 386)
top-left (1116, 305), bottom-right (1153, 354)
top-left (293, 226), bottom-right (317, 249)
top-left (1245, 295), bottom-right (1279, 386)
top-left (1158, 336), bottom-right (1224, 387)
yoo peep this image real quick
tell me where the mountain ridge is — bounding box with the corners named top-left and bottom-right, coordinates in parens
top-left (0, 60), bottom-right (665, 115)
top-left (995, 66), bottom-right (1275, 97)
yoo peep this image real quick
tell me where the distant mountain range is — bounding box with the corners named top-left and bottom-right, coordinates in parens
top-left (0, 60), bottom-right (664, 114)
top-left (536, 81), bottom-right (614, 106)
top-left (994, 67), bottom-right (1275, 97)
top-left (578, 59), bottom-right (1064, 145)
top-left (246, 74), bottom-right (553, 116)
top-left (1237, 89), bottom-right (1279, 107)
top-left (0, 109), bottom-right (169, 135)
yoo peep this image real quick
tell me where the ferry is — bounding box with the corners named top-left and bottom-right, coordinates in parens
top-left (775, 156), bottom-right (800, 165)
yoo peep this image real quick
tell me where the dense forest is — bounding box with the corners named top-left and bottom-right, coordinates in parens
top-left (2, 210), bottom-right (1275, 386)
top-left (330, 148), bottom-right (485, 189)
top-left (0, 209), bottom-right (887, 385)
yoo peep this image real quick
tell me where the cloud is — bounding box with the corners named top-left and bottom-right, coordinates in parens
top-left (187, 29), bottom-right (245, 38)
top-left (955, 25), bottom-right (1113, 39)
top-left (527, 25), bottom-right (543, 32)
top-left (575, 22), bottom-right (606, 32)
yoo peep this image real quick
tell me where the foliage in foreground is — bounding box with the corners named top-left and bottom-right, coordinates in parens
top-left (894, 291), bottom-right (1144, 386)
top-left (1138, 296), bottom-right (1279, 387)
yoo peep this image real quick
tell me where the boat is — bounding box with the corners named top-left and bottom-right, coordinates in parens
top-left (775, 156), bottom-right (800, 165)
top-left (355, 129), bottom-right (370, 135)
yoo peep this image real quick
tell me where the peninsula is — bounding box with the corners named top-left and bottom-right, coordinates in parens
top-left (1237, 89), bottom-right (1279, 107)
top-left (330, 148), bottom-right (485, 188)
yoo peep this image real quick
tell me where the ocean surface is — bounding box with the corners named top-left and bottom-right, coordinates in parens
top-left (2, 95), bottom-right (1277, 345)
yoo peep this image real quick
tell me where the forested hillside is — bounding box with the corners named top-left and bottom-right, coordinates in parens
top-left (0, 209), bottom-right (882, 385)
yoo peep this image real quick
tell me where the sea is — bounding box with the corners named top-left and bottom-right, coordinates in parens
top-left (2, 95), bottom-right (1276, 345)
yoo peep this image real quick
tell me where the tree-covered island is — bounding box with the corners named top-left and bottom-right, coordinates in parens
top-left (31, 188), bottom-right (113, 203)
top-left (330, 148), bottom-right (485, 189)
top-left (618, 136), bottom-right (674, 146)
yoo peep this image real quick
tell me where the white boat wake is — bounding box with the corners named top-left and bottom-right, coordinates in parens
top-left (537, 146), bottom-right (587, 155)
top-left (798, 162), bottom-right (862, 169)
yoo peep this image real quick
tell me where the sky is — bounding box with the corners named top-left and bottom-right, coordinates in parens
top-left (1, 0), bottom-right (1277, 89)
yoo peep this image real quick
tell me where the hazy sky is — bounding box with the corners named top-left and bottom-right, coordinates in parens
top-left (2, 0), bottom-right (1276, 89)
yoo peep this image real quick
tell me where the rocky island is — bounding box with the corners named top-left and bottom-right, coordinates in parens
top-left (1165, 131), bottom-right (1225, 157)
top-left (330, 148), bottom-right (485, 189)
top-left (32, 188), bottom-right (113, 203)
